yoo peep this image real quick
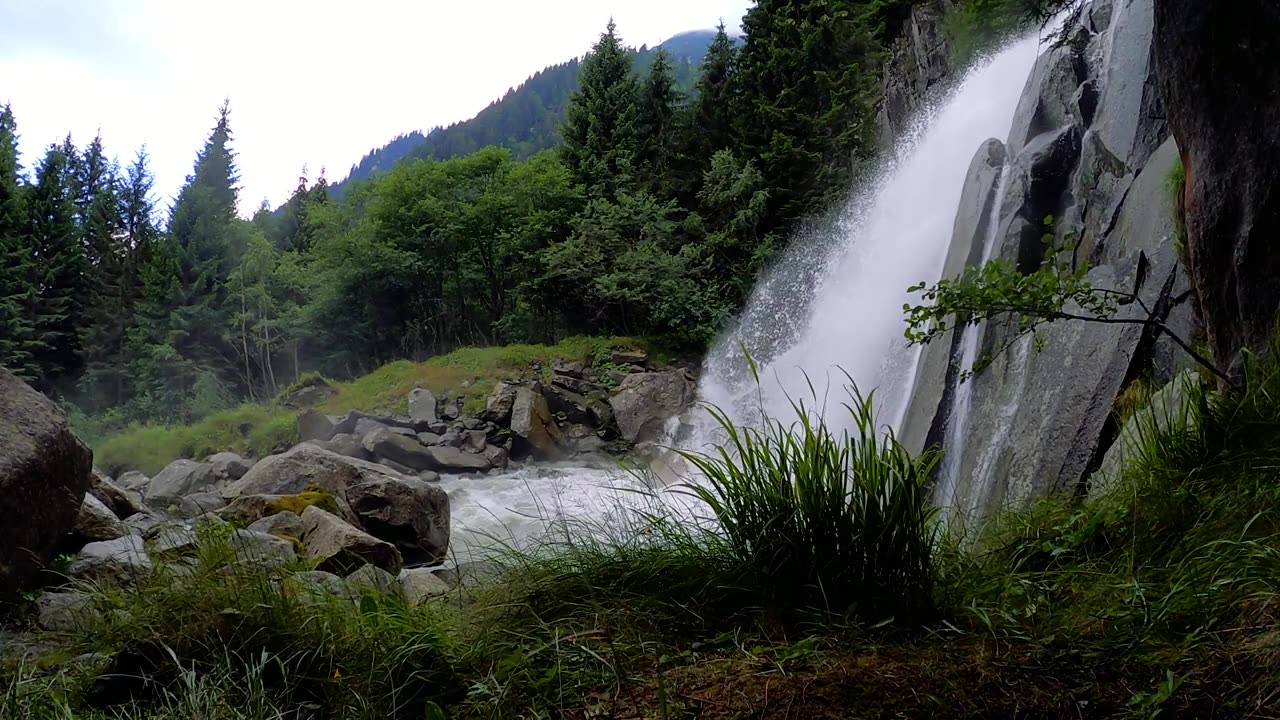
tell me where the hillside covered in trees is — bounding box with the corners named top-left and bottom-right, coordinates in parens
top-left (331, 30), bottom-right (722, 197)
top-left (0, 1), bottom-right (978, 435)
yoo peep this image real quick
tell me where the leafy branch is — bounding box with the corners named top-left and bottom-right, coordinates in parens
top-left (903, 227), bottom-right (1232, 387)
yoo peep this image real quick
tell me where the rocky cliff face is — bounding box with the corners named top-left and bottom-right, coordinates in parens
top-left (900, 0), bottom-right (1199, 520)
top-left (877, 1), bottom-right (954, 146)
top-left (1153, 0), bottom-right (1280, 375)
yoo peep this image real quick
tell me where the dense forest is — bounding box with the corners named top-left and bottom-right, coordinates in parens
top-left (0, 0), bottom-right (956, 433)
top-left (332, 31), bottom-right (722, 196)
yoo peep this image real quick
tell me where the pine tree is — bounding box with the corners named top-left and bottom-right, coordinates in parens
top-left (560, 20), bottom-right (639, 199)
top-left (635, 48), bottom-right (683, 196)
top-left (27, 140), bottom-right (88, 388)
top-left (167, 101), bottom-right (241, 387)
top-left (0, 104), bottom-right (37, 378)
top-left (683, 23), bottom-right (741, 178)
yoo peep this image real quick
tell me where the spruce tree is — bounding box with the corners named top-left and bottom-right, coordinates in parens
top-left (683, 23), bottom-right (740, 175)
top-left (635, 48), bottom-right (683, 196)
top-left (0, 104), bottom-right (37, 378)
top-left (560, 20), bottom-right (639, 199)
top-left (28, 140), bottom-right (88, 387)
top-left (168, 101), bottom-right (241, 386)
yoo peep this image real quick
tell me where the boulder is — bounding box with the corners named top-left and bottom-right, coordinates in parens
top-left (305, 432), bottom-right (370, 461)
top-left (510, 386), bottom-right (565, 459)
top-left (177, 492), bottom-right (228, 518)
top-left (284, 570), bottom-right (356, 603)
top-left (1155, 0), bottom-right (1280, 372)
top-left (482, 445), bottom-right (510, 471)
top-left (609, 371), bottom-right (695, 443)
top-left (225, 444), bottom-right (372, 498)
top-left (124, 513), bottom-right (164, 538)
top-left (345, 474), bottom-right (450, 565)
top-left (424, 445), bottom-right (493, 474)
top-left (299, 506), bottom-right (402, 575)
top-left (67, 535), bottom-right (152, 585)
top-left (551, 358), bottom-right (585, 378)
top-left (374, 456), bottom-right (418, 475)
top-left (72, 494), bottom-right (127, 544)
top-left (346, 564), bottom-right (402, 597)
top-left (228, 529), bottom-right (297, 570)
top-left (353, 417), bottom-right (392, 438)
top-left (546, 384), bottom-right (613, 429)
top-left (417, 431), bottom-right (444, 446)
top-left (144, 460), bottom-right (219, 507)
top-left (37, 591), bottom-right (98, 633)
top-left (298, 408), bottom-right (339, 443)
top-left (116, 471), bottom-right (150, 492)
top-left (481, 381), bottom-right (519, 424)
top-left (610, 348), bottom-right (648, 367)
top-left (151, 524), bottom-right (199, 558)
top-left (248, 511), bottom-right (305, 538)
top-left (407, 388), bottom-right (439, 424)
top-left (0, 367), bottom-right (94, 599)
top-left (361, 427), bottom-right (436, 472)
top-left (207, 452), bottom-right (253, 482)
top-left (279, 377), bottom-right (337, 408)
top-left (399, 567), bottom-right (450, 606)
top-left (90, 471), bottom-right (147, 520)
top-left (1090, 371), bottom-right (1199, 501)
top-left (462, 430), bottom-right (488, 454)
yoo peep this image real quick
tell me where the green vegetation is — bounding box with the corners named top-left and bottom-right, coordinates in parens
top-left (90, 336), bottom-right (646, 473)
top-left (265, 486), bottom-right (339, 516)
top-left (11, 351), bottom-right (1280, 716)
top-left (944, 0), bottom-right (1033, 68)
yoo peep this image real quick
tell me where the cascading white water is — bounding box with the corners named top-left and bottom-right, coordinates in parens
top-left (694, 33), bottom-right (1044, 441)
top-left (440, 32), bottom-right (1047, 564)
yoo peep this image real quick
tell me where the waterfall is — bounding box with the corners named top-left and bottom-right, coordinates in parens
top-left (692, 33), bottom-right (1044, 442)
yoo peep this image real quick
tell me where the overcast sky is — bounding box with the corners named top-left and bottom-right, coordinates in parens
top-left (1, 0), bottom-right (751, 216)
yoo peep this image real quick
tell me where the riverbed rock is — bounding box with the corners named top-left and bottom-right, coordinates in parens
top-left (228, 529), bottom-right (297, 570)
top-left (345, 473), bottom-right (449, 565)
top-left (89, 471), bottom-right (147, 520)
top-left (361, 427), bottom-right (435, 472)
top-left (609, 371), bottom-right (695, 443)
top-left (247, 510), bottom-right (304, 538)
top-left (280, 377), bottom-right (337, 408)
top-left (306, 432), bottom-right (370, 461)
top-left (1155, 0), bottom-right (1280, 373)
top-left (177, 492), bottom-right (228, 518)
top-left (285, 570), bottom-right (356, 603)
top-left (68, 535), bottom-right (152, 585)
top-left (399, 567), bottom-right (450, 606)
top-left (72, 494), bottom-right (127, 545)
top-left (407, 388), bottom-right (439, 424)
top-left (37, 591), bottom-right (98, 633)
top-left (298, 408), bottom-right (339, 443)
top-left (510, 386), bottom-right (565, 459)
top-left (424, 446), bottom-right (493, 474)
top-left (300, 506), bottom-right (402, 575)
top-left (610, 348), bottom-right (648, 367)
top-left (546, 384), bottom-right (612, 429)
top-left (481, 381), bottom-right (519, 424)
top-left (207, 452), bottom-right (253, 482)
top-left (346, 564), bottom-right (402, 598)
top-left (116, 471), bottom-right (150, 492)
top-left (0, 367), bottom-right (94, 599)
top-left (144, 460), bottom-right (220, 507)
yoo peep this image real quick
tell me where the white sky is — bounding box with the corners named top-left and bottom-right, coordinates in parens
top-left (1, 0), bottom-right (751, 216)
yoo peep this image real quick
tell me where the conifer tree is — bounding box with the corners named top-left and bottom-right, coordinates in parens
top-left (635, 48), bottom-right (683, 196)
top-left (27, 140), bottom-right (88, 387)
top-left (560, 20), bottom-right (639, 199)
top-left (0, 104), bottom-right (37, 378)
top-left (683, 23), bottom-right (740, 179)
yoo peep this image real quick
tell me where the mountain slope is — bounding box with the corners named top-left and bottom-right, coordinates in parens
top-left (331, 31), bottom-right (723, 197)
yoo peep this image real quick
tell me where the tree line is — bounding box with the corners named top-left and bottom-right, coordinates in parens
top-left (1, 0), bottom-right (931, 430)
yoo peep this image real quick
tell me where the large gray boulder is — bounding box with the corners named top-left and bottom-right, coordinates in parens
top-left (360, 427), bottom-right (435, 472)
top-left (399, 567), bottom-right (450, 606)
top-left (345, 473), bottom-right (449, 565)
top-left (407, 388), bottom-right (439, 424)
top-left (177, 492), bottom-right (228, 519)
top-left (116, 471), bottom-right (150, 492)
top-left (37, 591), bottom-right (98, 633)
top-left (228, 529), bottom-right (297, 570)
top-left (346, 563), bottom-right (402, 598)
top-left (67, 535), bottom-right (152, 585)
top-left (609, 371), bottom-right (695, 443)
top-left (144, 459), bottom-right (220, 507)
top-left (510, 386), bottom-right (565, 459)
top-left (0, 368), bottom-right (94, 599)
top-left (248, 510), bottom-right (304, 538)
top-left (299, 506), bottom-right (402, 575)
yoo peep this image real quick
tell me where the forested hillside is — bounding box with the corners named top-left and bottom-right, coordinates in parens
top-left (0, 2), bottom-right (965, 436)
top-left (331, 31), bottom-right (720, 195)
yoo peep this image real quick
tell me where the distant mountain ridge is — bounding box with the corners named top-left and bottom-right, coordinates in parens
top-left (330, 30), bottom-right (726, 197)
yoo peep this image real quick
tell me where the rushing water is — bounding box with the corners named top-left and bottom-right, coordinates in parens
top-left (443, 32), bottom-right (1046, 561)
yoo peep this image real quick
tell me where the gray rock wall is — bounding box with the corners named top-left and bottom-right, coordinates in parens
top-left (877, 2), bottom-right (953, 147)
top-left (904, 0), bottom-right (1195, 520)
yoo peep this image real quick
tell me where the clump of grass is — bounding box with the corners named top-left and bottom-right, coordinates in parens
top-left (1113, 375), bottom-right (1155, 425)
top-left (265, 484), bottom-right (339, 516)
top-left (680, 380), bottom-right (941, 622)
top-left (1165, 156), bottom-right (1188, 266)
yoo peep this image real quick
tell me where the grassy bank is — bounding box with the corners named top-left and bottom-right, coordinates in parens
top-left (91, 336), bottom-right (653, 475)
top-left (10, 342), bottom-right (1280, 717)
